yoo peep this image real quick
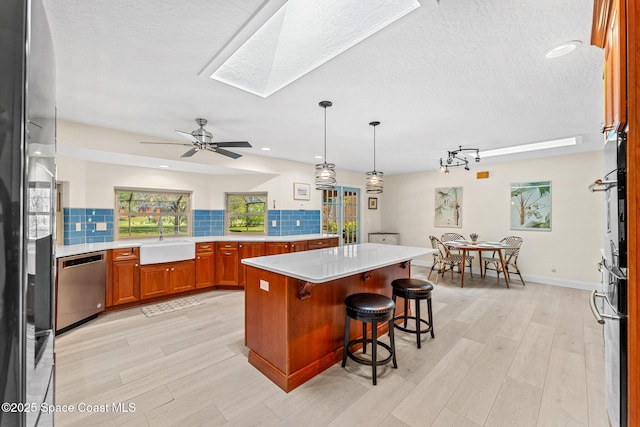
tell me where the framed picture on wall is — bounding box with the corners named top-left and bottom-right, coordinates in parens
top-left (510, 181), bottom-right (551, 231)
top-left (293, 182), bottom-right (311, 200)
top-left (434, 187), bottom-right (462, 227)
top-left (368, 197), bottom-right (378, 210)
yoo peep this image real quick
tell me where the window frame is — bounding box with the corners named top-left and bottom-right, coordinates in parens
top-left (225, 192), bottom-right (268, 236)
top-left (115, 187), bottom-right (192, 240)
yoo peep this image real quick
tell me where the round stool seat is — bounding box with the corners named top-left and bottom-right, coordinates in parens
top-left (391, 278), bottom-right (435, 349)
top-left (345, 293), bottom-right (395, 322)
top-left (391, 278), bottom-right (434, 299)
top-left (342, 293), bottom-right (397, 385)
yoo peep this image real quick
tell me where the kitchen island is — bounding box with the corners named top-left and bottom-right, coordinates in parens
top-left (242, 243), bottom-right (434, 392)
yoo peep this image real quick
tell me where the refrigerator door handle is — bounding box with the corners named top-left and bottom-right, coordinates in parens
top-left (590, 290), bottom-right (627, 324)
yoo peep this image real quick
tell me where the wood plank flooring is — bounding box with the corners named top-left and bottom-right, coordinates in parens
top-left (54, 267), bottom-right (607, 426)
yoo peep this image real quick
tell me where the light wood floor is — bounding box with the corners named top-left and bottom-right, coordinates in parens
top-left (54, 267), bottom-right (607, 426)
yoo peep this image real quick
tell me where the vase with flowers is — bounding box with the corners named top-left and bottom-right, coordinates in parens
top-left (470, 233), bottom-right (478, 244)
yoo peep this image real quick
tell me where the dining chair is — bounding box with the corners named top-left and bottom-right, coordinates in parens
top-left (428, 235), bottom-right (468, 282)
top-left (482, 236), bottom-right (525, 285)
top-left (440, 233), bottom-right (474, 277)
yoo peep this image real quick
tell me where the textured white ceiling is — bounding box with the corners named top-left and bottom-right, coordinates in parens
top-left (43, 0), bottom-right (604, 175)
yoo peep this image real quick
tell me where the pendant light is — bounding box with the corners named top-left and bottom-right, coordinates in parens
top-left (365, 121), bottom-right (384, 194)
top-left (315, 100), bottom-right (336, 190)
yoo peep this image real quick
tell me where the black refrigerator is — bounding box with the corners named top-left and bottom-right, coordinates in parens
top-left (0, 0), bottom-right (57, 426)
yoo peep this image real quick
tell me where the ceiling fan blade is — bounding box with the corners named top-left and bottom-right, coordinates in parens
top-left (175, 130), bottom-right (199, 144)
top-left (180, 147), bottom-right (199, 158)
top-left (140, 141), bottom-right (192, 147)
top-left (213, 141), bottom-right (252, 148)
top-left (212, 147), bottom-right (242, 159)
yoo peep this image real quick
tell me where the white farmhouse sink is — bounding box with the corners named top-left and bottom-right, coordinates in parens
top-left (139, 240), bottom-right (195, 265)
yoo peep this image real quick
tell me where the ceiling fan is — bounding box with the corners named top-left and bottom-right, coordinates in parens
top-left (141, 118), bottom-right (251, 159)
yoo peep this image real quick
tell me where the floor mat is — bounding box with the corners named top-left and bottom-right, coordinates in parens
top-left (140, 295), bottom-right (204, 318)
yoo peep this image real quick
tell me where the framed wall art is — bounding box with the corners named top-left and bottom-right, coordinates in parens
top-left (434, 187), bottom-right (462, 227)
top-left (510, 181), bottom-right (551, 231)
top-left (368, 197), bottom-right (378, 210)
top-left (293, 182), bottom-right (311, 200)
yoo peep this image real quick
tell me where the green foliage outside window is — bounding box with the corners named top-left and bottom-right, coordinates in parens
top-left (117, 190), bottom-right (190, 238)
top-left (227, 193), bottom-right (266, 234)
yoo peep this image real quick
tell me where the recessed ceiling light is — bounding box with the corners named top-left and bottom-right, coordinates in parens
top-left (314, 155), bottom-right (323, 159)
top-left (474, 137), bottom-right (579, 158)
top-left (209, 0), bottom-right (420, 97)
top-left (545, 40), bottom-right (582, 58)
top-left (158, 164), bottom-right (170, 168)
top-left (261, 147), bottom-right (271, 151)
top-left (34, 151), bottom-right (42, 155)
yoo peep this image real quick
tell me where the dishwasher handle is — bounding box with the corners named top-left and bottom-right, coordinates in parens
top-left (61, 252), bottom-right (105, 268)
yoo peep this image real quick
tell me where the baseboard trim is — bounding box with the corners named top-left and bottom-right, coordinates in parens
top-left (410, 261), bottom-right (599, 290)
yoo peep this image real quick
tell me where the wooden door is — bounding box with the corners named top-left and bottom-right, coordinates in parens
top-left (111, 259), bottom-right (139, 305)
top-left (239, 242), bottom-right (265, 287)
top-left (169, 260), bottom-right (195, 294)
top-left (139, 264), bottom-right (170, 299)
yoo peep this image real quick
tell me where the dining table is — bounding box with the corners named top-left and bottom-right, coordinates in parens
top-left (443, 240), bottom-right (517, 288)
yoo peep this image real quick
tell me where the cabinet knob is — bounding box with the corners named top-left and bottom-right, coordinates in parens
top-left (224, 252), bottom-right (232, 255)
top-left (166, 268), bottom-right (169, 272)
top-left (135, 264), bottom-right (138, 267)
top-left (285, 245), bottom-right (288, 248)
top-left (122, 252), bottom-right (130, 256)
top-left (171, 268), bottom-right (175, 271)
top-left (239, 244), bottom-right (243, 247)
top-left (197, 256), bottom-right (200, 259)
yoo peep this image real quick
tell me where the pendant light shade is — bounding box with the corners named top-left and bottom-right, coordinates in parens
top-left (366, 121), bottom-right (384, 194)
top-left (315, 101), bottom-right (336, 190)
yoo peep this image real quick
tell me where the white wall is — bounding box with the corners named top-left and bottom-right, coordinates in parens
top-left (56, 121), bottom-right (381, 238)
top-left (381, 151), bottom-right (604, 287)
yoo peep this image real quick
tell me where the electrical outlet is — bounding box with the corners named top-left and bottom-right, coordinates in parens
top-left (260, 280), bottom-right (269, 291)
top-left (551, 264), bottom-right (557, 272)
top-left (271, 220), bottom-right (277, 227)
top-left (75, 223), bottom-right (81, 232)
top-left (296, 220), bottom-right (300, 227)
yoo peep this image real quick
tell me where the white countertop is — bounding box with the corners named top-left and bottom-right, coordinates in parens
top-left (55, 234), bottom-right (338, 258)
top-left (241, 243), bottom-right (435, 283)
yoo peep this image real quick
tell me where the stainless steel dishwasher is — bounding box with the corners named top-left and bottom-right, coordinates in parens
top-left (56, 251), bottom-right (106, 332)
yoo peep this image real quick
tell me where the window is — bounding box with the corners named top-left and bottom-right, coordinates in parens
top-left (116, 189), bottom-right (191, 239)
top-left (226, 193), bottom-right (267, 235)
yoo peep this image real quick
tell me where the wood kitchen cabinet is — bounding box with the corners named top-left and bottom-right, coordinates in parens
top-left (265, 242), bottom-right (290, 255)
top-left (307, 237), bottom-right (338, 250)
top-left (107, 247), bottom-right (140, 306)
top-left (215, 242), bottom-right (239, 286)
top-left (195, 242), bottom-right (215, 289)
top-left (592, 0), bottom-right (627, 131)
top-left (139, 260), bottom-right (195, 299)
top-left (239, 242), bottom-right (266, 287)
top-left (289, 240), bottom-right (307, 252)
top-left (169, 260), bottom-right (196, 294)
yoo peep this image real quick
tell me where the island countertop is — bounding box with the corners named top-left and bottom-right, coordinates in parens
top-left (241, 243), bottom-right (435, 283)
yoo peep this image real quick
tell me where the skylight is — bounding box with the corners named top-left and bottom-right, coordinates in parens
top-left (209, 0), bottom-right (420, 97)
top-left (474, 137), bottom-right (579, 158)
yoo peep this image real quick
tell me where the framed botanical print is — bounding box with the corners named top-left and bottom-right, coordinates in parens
top-left (434, 187), bottom-right (462, 227)
top-left (510, 181), bottom-right (551, 231)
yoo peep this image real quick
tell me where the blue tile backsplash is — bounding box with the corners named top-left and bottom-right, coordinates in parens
top-left (63, 208), bottom-right (114, 245)
top-left (63, 208), bottom-right (321, 244)
top-left (268, 210), bottom-right (321, 236)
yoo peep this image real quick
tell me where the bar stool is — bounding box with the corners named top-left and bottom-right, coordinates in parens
top-left (342, 293), bottom-right (397, 385)
top-left (391, 278), bottom-right (434, 349)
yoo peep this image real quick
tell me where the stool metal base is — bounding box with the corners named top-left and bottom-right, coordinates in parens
top-left (392, 294), bottom-right (434, 349)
